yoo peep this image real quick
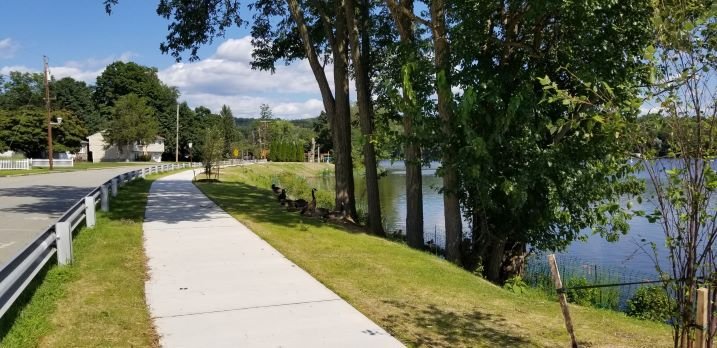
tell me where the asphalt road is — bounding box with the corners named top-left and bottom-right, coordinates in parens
top-left (0, 165), bottom-right (154, 266)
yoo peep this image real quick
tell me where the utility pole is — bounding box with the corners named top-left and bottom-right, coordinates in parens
top-left (43, 56), bottom-right (54, 170)
top-left (175, 103), bottom-right (179, 163)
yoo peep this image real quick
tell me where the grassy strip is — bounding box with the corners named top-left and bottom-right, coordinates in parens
top-left (0, 162), bottom-right (154, 177)
top-left (197, 164), bottom-right (671, 348)
top-left (0, 172), bottom-right (168, 347)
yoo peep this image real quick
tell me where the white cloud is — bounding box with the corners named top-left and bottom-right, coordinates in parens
top-left (1, 35), bottom-right (337, 120)
top-left (0, 38), bottom-right (19, 59)
top-left (158, 36), bottom-right (338, 119)
top-left (0, 51), bottom-right (138, 84)
top-left (182, 92), bottom-right (324, 119)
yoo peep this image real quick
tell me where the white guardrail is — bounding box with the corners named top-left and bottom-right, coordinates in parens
top-left (0, 162), bottom-right (206, 319)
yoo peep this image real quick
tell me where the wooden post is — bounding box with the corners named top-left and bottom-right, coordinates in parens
top-left (696, 287), bottom-right (709, 348)
top-left (548, 254), bottom-right (578, 348)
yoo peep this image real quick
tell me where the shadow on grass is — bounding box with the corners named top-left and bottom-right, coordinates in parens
top-left (196, 180), bottom-right (331, 231)
top-left (382, 300), bottom-right (532, 347)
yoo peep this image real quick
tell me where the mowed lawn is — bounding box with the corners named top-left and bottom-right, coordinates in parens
top-left (0, 174), bottom-right (161, 347)
top-left (197, 163), bottom-right (672, 348)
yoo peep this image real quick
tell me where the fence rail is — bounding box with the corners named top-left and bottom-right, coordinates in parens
top-left (0, 162), bottom-right (207, 319)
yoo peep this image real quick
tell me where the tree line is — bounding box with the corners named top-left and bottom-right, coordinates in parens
top-left (0, 62), bottom-right (319, 163)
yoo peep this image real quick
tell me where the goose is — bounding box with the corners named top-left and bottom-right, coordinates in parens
top-left (293, 198), bottom-right (308, 209)
top-left (278, 189), bottom-right (287, 202)
top-left (317, 202), bottom-right (345, 220)
top-left (271, 183), bottom-right (282, 195)
top-left (300, 189), bottom-right (317, 215)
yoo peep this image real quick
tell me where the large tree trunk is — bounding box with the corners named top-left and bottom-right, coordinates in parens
top-left (430, 0), bottom-right (463, 263)
top-left (345, 0), bottom-right (384, 235)
top-left (332, 0), bottom-right (359, 220)
top-left (386, 0), bottom-right (424, 249)
top-left (288, 0), bottom-right (357, 220)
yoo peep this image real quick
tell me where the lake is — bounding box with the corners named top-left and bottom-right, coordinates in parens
top-left (344, 160), bottom-right (672, 276)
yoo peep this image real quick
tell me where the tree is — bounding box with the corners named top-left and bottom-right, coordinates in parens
top-left (201, 125), bottom-right (224, 179)
top-left (259, 103), bottom-right (273, 120)
top-left (430, 0), bottom-right (463, 264)
top-left (345, 0), bottom-right (384, 235)
top-left (220, 105), bottom-right (237, 158)
top-left (0, 71), bottom-right (44, 110)
top-left (637, 1), bottom-right (717, 345)
top-left (94, 61), bottom-right (178, 158)
top-left (105, 0), bottom-right (360, 221)
top-left (383, 0), bottom-right (430, 249)
top-left (104, 94), bottom-right (159, 152)
top-left (53, 77), bottom-right (102, 133)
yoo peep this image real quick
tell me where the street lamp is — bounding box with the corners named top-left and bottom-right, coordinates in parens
top-left (188, 142), bottom-right (194, 181)
top-left (48, 116), bottom-right (63, 170)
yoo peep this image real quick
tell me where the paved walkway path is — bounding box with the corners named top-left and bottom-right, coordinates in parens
top-left (143, 170), bottom-right (403, 347)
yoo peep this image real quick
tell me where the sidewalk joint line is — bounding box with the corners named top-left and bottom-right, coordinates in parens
top-left (153, 298), bottom-right (343, 319)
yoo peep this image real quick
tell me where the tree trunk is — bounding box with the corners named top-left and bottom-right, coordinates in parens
top-left (332, 0), bottom-right (358, 220)
top-left (345, 0), bottom-right (384, 235)
top-left (288, 0), bottom-right (357, 220)
top-left (386, 0), bottom-right (424, 249)
top-left (430, 0), bottom-right (463, 264)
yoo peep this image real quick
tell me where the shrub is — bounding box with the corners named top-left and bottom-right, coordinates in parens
top-left (565, 277), bottom-right (598, 307)
top-left (626, 286), bottom-right (674, 322)
top-left (504, 276), bottom-right (529, 295)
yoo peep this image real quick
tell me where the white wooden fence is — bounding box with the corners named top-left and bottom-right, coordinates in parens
top-left (30, 159), bottom-right (74, 168)
top-left (0, 158), bottom-right (75, 170)
top-left (0, 159), bottom-right (31, 170)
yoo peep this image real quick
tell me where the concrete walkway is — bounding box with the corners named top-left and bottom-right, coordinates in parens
top-left (143, 170), bottom-right (404, 347)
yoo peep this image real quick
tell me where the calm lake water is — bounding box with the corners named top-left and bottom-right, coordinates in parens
top-left (345, 160), bottom-right (673, 276)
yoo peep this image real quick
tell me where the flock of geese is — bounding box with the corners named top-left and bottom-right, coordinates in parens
top-left (271, 183), bottom-right (346, 221)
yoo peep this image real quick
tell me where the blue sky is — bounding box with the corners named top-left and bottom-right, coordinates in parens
top-left (0, 0), bottom-right (326, 119)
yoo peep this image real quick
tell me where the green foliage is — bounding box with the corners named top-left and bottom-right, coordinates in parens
top-left (53, 77), bottom-right (102, 134)
top-left (104, 94), bottom-right (158, 149)
top-left (626, 286), bottom-right (674, 322)
top-left (503, 276), bottom-right (529, 295)
top-left (269, 140), bottom-right (305, 162)
top-left (563, 277), bottom-right (619, 310)
top-left (450, 0), bottom-right (652, 281)
top-left (0, 71), bottom-right (44, 109)
top-left (94, 61), bottom-right (178, 158)
top-left (565, 277), bottom-right (599, 307)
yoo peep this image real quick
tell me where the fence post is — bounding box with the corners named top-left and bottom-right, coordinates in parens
top-left (84, 196), bottom-right (96, 228)
top-left (696, 287), bottom-right (709, 348)
top-left (101, 184), bottom-right (109, 212)
top-left (56, 222), bottom-right (73, 265)
top-left (111, 178), bottom-right (118, 197)
top-left (548, 254), bottom-right (578, 348)
top-left (119, 173), bottom-right (126, 186)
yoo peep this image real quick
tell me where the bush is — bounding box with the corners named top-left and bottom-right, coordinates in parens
top-left (626, 286), bottom-right (673, 322)
top-left (504, 276), bottom-right (529, 295)
top-left (565, 277), bottom-right (598, 306)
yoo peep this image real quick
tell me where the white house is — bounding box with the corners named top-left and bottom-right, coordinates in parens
top-left (87, 131), bottom-right (165, 163)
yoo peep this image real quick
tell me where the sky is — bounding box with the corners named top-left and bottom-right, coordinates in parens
top-left (0, 0), bottom-right (328, 119)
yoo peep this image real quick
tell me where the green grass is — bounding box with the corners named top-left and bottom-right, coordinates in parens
top-left (0, 162), bottom-right (158, 177)
top-left (0, 172), bottom-right (169, 347)
top-left (197, 163), bottom-right (672, 348)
